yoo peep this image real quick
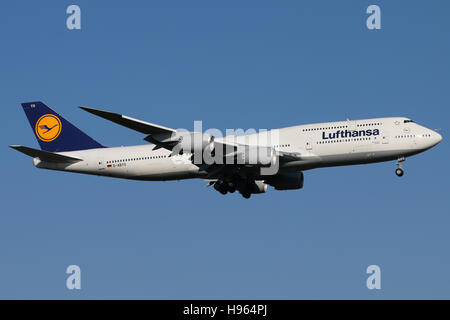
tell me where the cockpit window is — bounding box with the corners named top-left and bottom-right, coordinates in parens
top-left (404, 120), bottom-right (414, 123)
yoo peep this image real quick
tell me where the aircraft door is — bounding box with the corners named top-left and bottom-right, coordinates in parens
top-left (382, 131), bottom-right (389, 144)
top-left (306, 140), bottom-right (312, 150)
top-left (97, 157), bottom-right (105, 170)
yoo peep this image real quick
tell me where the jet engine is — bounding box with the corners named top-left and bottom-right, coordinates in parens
top-left (176, 132), bottom-right (214, 154)
top-left (265, 172), bottom-right (304, 190)
top-left (235, 145), bottom-right (277, 167)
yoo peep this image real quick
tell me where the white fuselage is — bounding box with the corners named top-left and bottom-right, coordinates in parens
top-left (34, 117), bottom-right (442, 180)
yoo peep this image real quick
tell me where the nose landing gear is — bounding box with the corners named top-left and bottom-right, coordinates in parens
top-left (395, 157), bottom-right (405, 177)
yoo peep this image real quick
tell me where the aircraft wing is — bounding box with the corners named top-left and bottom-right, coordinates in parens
top-left (79, 106), bottom-right (302, 164)
top-left (80, 106), bottom-right (176, 135)
top-left (9, 145), bottom-right (83, 163)
top-left (212, 142), bottom-right (302, 163)
top-left (278, 151), bottom-right (302, 162)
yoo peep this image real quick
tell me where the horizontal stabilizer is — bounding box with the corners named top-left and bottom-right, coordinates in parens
top-left (9, 145), bottom-right (82, 163)
top-left (80, 106), bottom-right (175, 135)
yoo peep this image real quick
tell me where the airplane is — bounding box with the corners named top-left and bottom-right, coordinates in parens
top-left (10, 101), bottom-right (442, 199)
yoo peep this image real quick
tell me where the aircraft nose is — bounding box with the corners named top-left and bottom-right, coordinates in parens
top-left (429, 130), bottom-right (442, 147)
top-left (435, 131), bottom-right (443, 144)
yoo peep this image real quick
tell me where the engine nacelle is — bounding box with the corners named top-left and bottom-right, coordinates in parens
top-left (177, 132), bottom-right (214, 154)
top-left (236, 145), bottom-right (277, 167)
top-left (266, 172), bottom-right (304, 190)
top-left (250, 181), bottom-right (268, 194)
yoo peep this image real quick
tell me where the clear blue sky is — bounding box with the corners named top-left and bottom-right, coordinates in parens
top-left (1, 0), bottom-right (449, 299)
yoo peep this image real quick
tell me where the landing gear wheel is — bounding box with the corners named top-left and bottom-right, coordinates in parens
top-left (213, 181), bottom-right (228, 195)
top-left (242, 192), bottom-right (251, 199)
top-left (395, 157), bottom-right (405, 177)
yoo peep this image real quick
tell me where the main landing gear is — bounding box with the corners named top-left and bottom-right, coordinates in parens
top-left (212, 178), bottom-right (253, 199)
top-left (395, 157), bottom-right (405, 177)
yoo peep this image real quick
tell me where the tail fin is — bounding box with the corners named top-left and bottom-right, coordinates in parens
top-left (21, 101), bottom-right (104, 152)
